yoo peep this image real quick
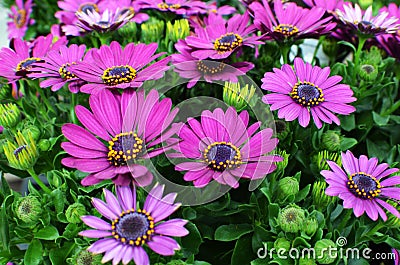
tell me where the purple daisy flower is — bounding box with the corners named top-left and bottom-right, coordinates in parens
top-left (70, 41), bottom-right (170, 94)
top-left (172, 40), bottom-right (254, 88)
top-left (56, 0), bottom-right (101, 25)
top-left (138, 0), bottom-right (207, 16)
top-left (61, 88), bottom-right (179, 186)
top-left (170, 107), bottom-right (282, 188)
top-left (28, 44), bottom-right (86, 93)
top-left (377, 35), bottom-right (400, 61)
top-left (336, 3), bottom-right (399, 36)
top-left (185, 12), bottom-right (262, 60)
top-left (97, 0), bottom-right (149, 24)
top-left (321, 151), bottom-right (400, 221)
top-left (380, 3), bottom-right (400, 20)
top-left (249, 0), bottom-right (336, 42)
top-left (7, 0), bottom-right (35, 39)
top-left (0, 34), bottom-right (67, 83)
top-left (303, 0), bottom-right (344, 13)
top-left (80, 184), bottom-right (188, 265)
top-left (261, 57), bottom-right (356, 129)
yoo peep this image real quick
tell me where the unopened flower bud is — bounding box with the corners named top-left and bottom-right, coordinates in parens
top-left (321, 130), bottom-right (341, 152)
top-left (0, 103), bottom-right (20, 128)
top-left (278, 177), bottom-right (299, 199)
top-left (223, 81), bottom-right (256, 112)
top-left (66, 203), bottom-right (86, 224)
top-left (273, 120), bottom-right (290, 140)
top-left (15, 196), bottom-right (42, 224)
top-left (359, 64), bottom-right (378, 81)
top-left (302, 217), bottom-right (318, 236)
top-left (315, 239), bottom-right (336, 264)
top-left (313, 150), bottom-right (341, 171)
top-left (22, 125), bottom-right (41, 142)
top-left (75, 250), bottom-right (102, 265)
top-left (4, 131), bottom-right (38, 170)
top-left (166, 19), bottom-right (190, 43)
top-left (141, 18), bottom-right (165, 43)
top-left (275, 149), bottom-right (289, 172)
top-left (359, 0), bottom-right (373, 10)
top-left (166, 260), bottom-right (186, 265)
top-left (38, 139), bottom-right (51, 152)
top-left (312, 180), bottom-right (337, 210)
top-left (274, 237), bottom-right (291, 252)
top-left (277, 204), bottom-right (305, 233)
top-left (118, 21), bottom-right (137, 39)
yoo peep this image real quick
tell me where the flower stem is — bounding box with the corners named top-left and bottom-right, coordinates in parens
top-left (70, 93), bottom-right (78, 124)
top-left (281, 44), bottom-right (291, 65)
top-left (27, 168), bottom-right (51, 194)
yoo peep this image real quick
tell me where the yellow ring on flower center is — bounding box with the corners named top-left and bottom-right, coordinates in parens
top-left (58, 62), bottom-right (77, 80)
top-left (290, 81), bottom-right (325, 107)
top-left (108, 132), bottom-right (143, 166)
top-left (204, 141), bottom-right (242, 171)
top-left (214, 33), bottom-right (243, 54)
top-left (274, 24), bottom-right (299, 37)
top-left (102, 65), bottom-right (137, 86)
top-left (14, 9), bottom-right (27, 28)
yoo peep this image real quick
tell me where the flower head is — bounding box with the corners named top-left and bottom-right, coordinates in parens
top-left (56, 0), bottom-right (102, 25)
top-left (261, 57), bottom-right (356, 129)
top-left (249, 0), bottom-right (336, 42)
top-left (277, 204), bottom-right (305, 233)
top-left (303, 0), bottom-right (344, 13)
top-left (28, 44), bottom-right (86, 93)
top-left (62, 89), bottom-right (179, 186)
top-left (312, 180), bottom-right (337, 210)
top-left (0, 34), bottom-right (67, 83)
top-left (14, 196), bottom-right (42, 224)
top-left (79, 184), bottom-right (188, 265)
top-left (71, 41), bottom-right (169, 94)
top-left (7, 0), bottom-right (35, 39)
top-left (172, 40), bottom-right (254, 88)
top-left (336, 3), bottom-right (399, 36)
top-left (0, 103), bottom-right (20, 128)
top-left (185, 12), bottom-right (262, 60)
top-left (321, 151), bottom-right (400, 221)
top-left (4, 131), bottom-right (38, 170)
top-left (138, 0), bottom-right (207, 16)
top-left (170, 107), bottom-right (282, 188)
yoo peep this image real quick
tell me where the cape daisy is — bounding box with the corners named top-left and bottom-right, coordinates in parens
top-left (7, 0), bottom-right (34, 39)
top-left (322, 151), bottom-right (400, 221)
top-left (261, 57), bottom-right (356, 129)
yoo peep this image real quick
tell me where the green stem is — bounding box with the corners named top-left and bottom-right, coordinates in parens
top-left (365, 223), bottom-right (385, 237)
top-left (281, 44), bottom-right (291, 65)
top-left (27, 168), bottom-right (51, 194)
top-left (338, 209), bottom-right (352, 232)
top-left (353, 36), bottom-right (368, 79)
top-left (311, 38), bottom-right (323, 65)
top-left (36, 86), bottom-right (56, 114)
top-left (70, 93), bottom-right (78, 124)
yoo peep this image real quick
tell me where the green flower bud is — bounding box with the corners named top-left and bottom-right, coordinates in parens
top-left (363, 46), bottom-right (382, 66)
top-left (277, 204), bottom-right (305, 233)
top-left (22, 125), bottom-right (41, 142)
top-left (275, 149), bottom-right (289, 172)
top-left (4, 131), bottom-right (38, 170)
top-left (15, 196), bottom-right (42, 224)
top-left (359, 64), bottom-right (378, 81)
top-left (312, 180), bottom-right (336, 210)
top-left (313, 150), bottom-right (341, 171)
top-left (321, 131), bottom-right (341, 152)
top-left (322, 38), bottom-right (338, 58)
top-left (302, 217), bottom-right (318, 236)
top-left (166, 260), bottom-right (186, 265)
top-left (118, 21), bottom-right (137, 40)
top-left (274, 237), bottom-right (291, 252)
top-left (65, 203), bottom-right (86, 224)
top-left (0, 82), bottom-right (11, 100)
top-left (278, 177), bottom-right (299, 199)
top-left (314, 239), bottom-right (336, 264)
top-left (141, 18), bottom-right (165, 43)
top-left (359, 0), bottom-right (373, 10)
top-left (38, 139), bottom-right (51, 152)
top-left (0, 103), bottom-right (20, 128)
top-left (166, 19), bottom-right (190, 43)
top-left (223, 81), bottom-right (256, 112)
top-left (75, 250), bottom-right (102, 265)
top-left (299, 257), bottom-right (317, 265)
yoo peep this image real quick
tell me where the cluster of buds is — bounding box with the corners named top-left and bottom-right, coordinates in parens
top-left (166, 19), bottom-right (190, 43)
top-left (223, 81), bottom-right (256, 112)
top-left (141, 18), bottom-right (165, 43)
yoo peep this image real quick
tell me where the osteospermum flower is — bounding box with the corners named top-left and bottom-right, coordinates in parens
top-left (249, 0), bottom-right (336, 42)
top-left (79, 184), bottom-right (188, 265)
top-left (28, 44), bottom-right (86, 93)
top-left (185, 12), bottom-right (262, 60)
top-left (336, 3), bottom-right (399, 36)
top-left (377, 35), bottom-right (400, 61)
top-left (0, 34), bottom-right (67, 83)
top-left (138, 0), bottom-right (207, 15)
top-left (321, 151), bottom-right (400, 221)
top-left (56, 0), bottom-right (101, 25)
top-left (62, 89), bottom-right (179, 186)
top-left (261, 57), bottom-right (356, 129)
top-left (172, 40), bottom-right (254, 88)
top-left (302, 0), bottom-right (344, 13)
top-left (71, 41), bottom-right (169, 94)
top-left (170, 107), bottom-right (282, 188)
top-left (7, 0), bottom-right (34, 39)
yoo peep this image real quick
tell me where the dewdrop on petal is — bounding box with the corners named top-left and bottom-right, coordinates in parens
top-left (3, 131), bottom-right (38, 170)
top-left (0, 103), bottom-right (20, 128)
top-left (166, 19), bottom-right (190, 42)
top-left (223, 81), bottom-right (256, 112)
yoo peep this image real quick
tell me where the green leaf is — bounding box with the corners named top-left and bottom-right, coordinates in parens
top-left (232, 234), bottom-right (254, 265)
top-left (294, 184), bottom-right (310, 203)
top-left (340, 115), bottom-right (356, 131)
top-left (49, 242), bottom-right (75, 264)
top-left (214, 224), bottom-right (253, 242)
top-left (35, 225), bottom-right (59, 240)
top-left (385, 236), bottom-right (400, 249)
top-left (251, 258), bottom-right (269, 265)
top-left (0, 172), bottom-right (11, 199)
top-left (181, 222), bottom-right (202, 256)
top-left (372, 112), bottom-right (390, 126)
top-left (51, 189), bottom-right (65, 213)
top-left (338, 41), bottom-right (356, 53)
top-left (0, 199), bottom-right (10, 252)
top-left (182, 207), bottom-right (197, 220)
top-left (24, 239), bottom-right (43, 265)
top-left (340, 138), bottom-right (358, 151)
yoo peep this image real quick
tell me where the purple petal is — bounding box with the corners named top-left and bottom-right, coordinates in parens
top-left (147, 236), bottom-right (180, 256)
top-left (88, 238), bottom-right (119, 254)
top-left (155, 219), bottom-right (189, 237)
top-left (81, 215), bottom-right (112, 230)
top-left (92, 198), bottom-right (119, 220)
top-left (133, 246), bottom-right (149, 265)
top-left (79, 229), bottom-right (113, 238)
top-left (103, 189), bottom-right (122, 215)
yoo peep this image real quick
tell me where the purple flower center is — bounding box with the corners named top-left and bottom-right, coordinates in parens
top-left (157, 2), bottom-right (181, 10)
top-left (102, 65), bottom-right (137, 86)
top-left (204, 142), bottom-right (241, 171)
top-left (214, 33), bottom-right (243, 54)
top-left (78, 3), bottom-right (99, 14)
top-left (14, 9), bottom-right (27, 28)
top-left (290, 82), bottom-right (325, 107)
top-left (111, 209), bottom-right (155, 246)
top-left (196, 61), bottom-right (226, 74)
top-left (13, 145), bottom-right (27, 160)
top-left (59, 63), bottom-right (77, 80)
top-left (96, 21), bottom-right (112, 29)
top-left (16, 57), bottom-right (41, 73)
top-left (274, 24), bottom-right (299, 37)
top-left (108, 132), bottom-right (143, 167)
top-left (347, 172), bottom-right (382, 200)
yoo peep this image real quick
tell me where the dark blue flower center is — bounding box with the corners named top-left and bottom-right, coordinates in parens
top-left (360, 20), bottom-right (373, 27)
top-left (59, 63), bottom-right (77, 80)
top-left (214, 33), bottom-right (243, 53)
top-left (347, 172), bottom-right (382, 200)
top-left (107, 132), bottom-right (143, 167)
top-left (274, 24), bottom-right (299, 37)
top-left (196, 61), bottom-right (226, 74)
top-left (112, 209), bottom-right (155, 246)
top-left (14, 145), bottom-right (27, 160)
top-left (78, 3), bottom-right (99, 14)
top-left (16, 57), bottom-right (41, 73)
top-left (204, 142), bottom-right (241, 171)
top-left (117, 7), bottom-right (134, 18)
top-left (14, 9), bottom-right (27, 28)
top-left (102, 65), bottom-right (137, 86)
top-left (290, 82), bottom-right (325, 107)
